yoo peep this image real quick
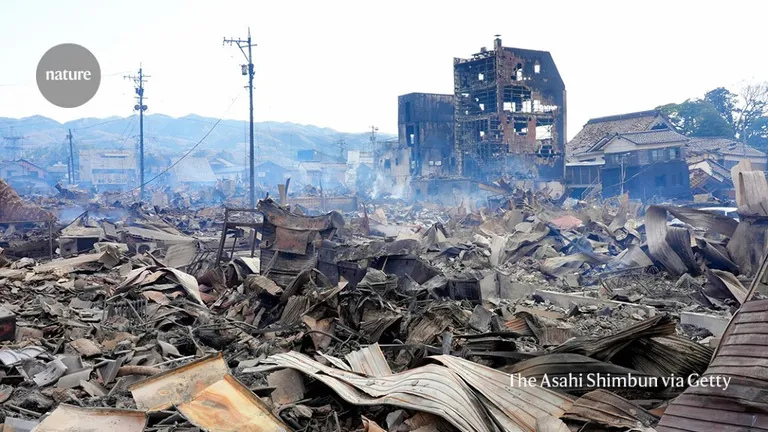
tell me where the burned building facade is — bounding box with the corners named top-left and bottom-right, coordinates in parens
top-left (398, 93), bottom-right (455, 177)
top-left (454, 37), bottom-right (566, 181)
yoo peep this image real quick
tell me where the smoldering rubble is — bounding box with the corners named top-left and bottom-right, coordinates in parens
top-left (0, 170), bottom-right (768, 432)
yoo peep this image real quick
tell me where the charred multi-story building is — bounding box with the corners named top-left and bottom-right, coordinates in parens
top-left (454, 37), bottom-right (566, 181)
top-left (397, 93), bottom-right (455, 178)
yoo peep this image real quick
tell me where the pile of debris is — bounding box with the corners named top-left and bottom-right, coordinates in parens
top-left (0, 164), bottom-right (767, 431)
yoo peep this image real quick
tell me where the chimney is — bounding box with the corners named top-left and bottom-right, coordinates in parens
top-left (493, 36), bottom-right (502, 50)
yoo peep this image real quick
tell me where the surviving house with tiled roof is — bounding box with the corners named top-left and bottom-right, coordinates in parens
top-left (684, 138), bottom-right (766, 201)
top-left (685, 137), bottom-right (767, 171)
top-left (566, 109), bottom-right (767, 201)
top-left (581, 129), bottom-right (691, 200)
top-left (567, 110), bottom-right (673, 159)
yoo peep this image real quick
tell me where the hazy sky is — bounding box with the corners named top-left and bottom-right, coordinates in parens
top-left (1, 0), bottom-right (766, 138)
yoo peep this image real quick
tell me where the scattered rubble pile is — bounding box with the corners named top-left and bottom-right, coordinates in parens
top-left (0, 165), bottom-right (767, 430)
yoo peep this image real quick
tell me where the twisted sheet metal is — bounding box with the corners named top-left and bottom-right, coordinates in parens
top-left (252, 351), bottom-right (500, 432)
top-left (429, 355), bottom-right (574, 432)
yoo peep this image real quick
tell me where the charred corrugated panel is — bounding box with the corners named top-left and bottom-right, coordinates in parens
top-left (506, 353), bottom-right (662, 394)
top-left (612, 336), bottom-right (713, 379)
top-left (256, 199), bottom-right (344, 286)
top-left (657, 294), bottom-right (768, 431)
top-left (257, 199), bottom-right (344, 233)
top-left (563, 389), bottom-right (658, 429)
top-left (454, 38), bottom-right (566, 181)
top-left (551, 315), bottom-right (676, 361)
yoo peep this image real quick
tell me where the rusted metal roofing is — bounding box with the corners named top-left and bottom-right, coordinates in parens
top-left (129, 353), bottom-right (290, 431)
top-left (251, 351), bottom-right (500, 432)
top-left (563, 389), bottom-right (658, 429)
top-left (177, 374), bottom-right (288, 432)
top-left (129, 353), bottom-right (230, 412)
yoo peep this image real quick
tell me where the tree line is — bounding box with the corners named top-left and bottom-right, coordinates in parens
top-left (658, 83), bottom-right (768, 150)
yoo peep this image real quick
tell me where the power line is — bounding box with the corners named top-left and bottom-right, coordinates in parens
top-left (118, 90), bottom-right (244, 197)
top-left (72, 117), bottom-right (126, 131)
top-left (114, 116), bottom-right (138, 151)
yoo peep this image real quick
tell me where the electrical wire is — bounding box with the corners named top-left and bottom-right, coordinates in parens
top-left (72, 117), bottom-right (126, 131)
top-left (118, 90), bottom-right (245, 196)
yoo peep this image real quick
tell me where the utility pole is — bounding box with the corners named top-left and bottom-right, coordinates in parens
top-left (336, 136), bottom-right (346, 159)
top-left (2, 128), bottom-right (24, 161)
top-left (125, 67), bottom-right (149, 201)
top-left (369, 125), bottom-right (378, 152)
top-left (224, 29), bottom-right (256, 209)
top-left (66, 129), bottom-right (75, 184)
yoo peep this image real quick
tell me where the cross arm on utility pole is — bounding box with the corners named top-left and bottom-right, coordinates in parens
top-left (223, 38), bottom-right (256, 62)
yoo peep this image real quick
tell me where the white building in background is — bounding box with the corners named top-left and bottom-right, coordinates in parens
top-left (78, 150), bottom-right (137, 189)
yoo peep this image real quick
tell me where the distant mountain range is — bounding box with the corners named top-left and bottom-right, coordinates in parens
top-left (0, 114), bottom-right (394, 168)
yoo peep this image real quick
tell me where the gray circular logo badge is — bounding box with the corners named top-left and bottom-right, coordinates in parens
top-left (36, 44), bottom-right (101, 108)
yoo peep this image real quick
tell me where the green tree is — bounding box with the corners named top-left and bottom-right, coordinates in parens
top-left (705, 87), bottom-right (736, 126)
top-left (659, 83), bottom-right (768, 149)
top-left (658, 99), bottom-right (735, 137)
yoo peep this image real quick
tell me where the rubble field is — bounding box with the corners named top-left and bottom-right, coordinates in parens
top-left (1, 167), bottom-right (768, 432)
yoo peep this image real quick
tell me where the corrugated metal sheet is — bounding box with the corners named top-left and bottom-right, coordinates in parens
top-left (250, 351), bottom-right (500, 432)
top-left (344, 343), bottom-right (392, 376)
top-left (646, 205), bottom-right (739, 277)
top-left (534, 417), bottom-right (570, 432)
top-left (614, 335), bottom-right (713, 379)
top-left (429, 355), bottom-right (574, 432)
top-left (551, 315), bottom-right (675, 361)
top-left (562, 389), bottom-right (658, 429)
top-left (506, 353), bottom-right (661, 394)
top-left (657, 299), bottom-right (768, 431)
top-left (503, 317), bottom-right (534, 335)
